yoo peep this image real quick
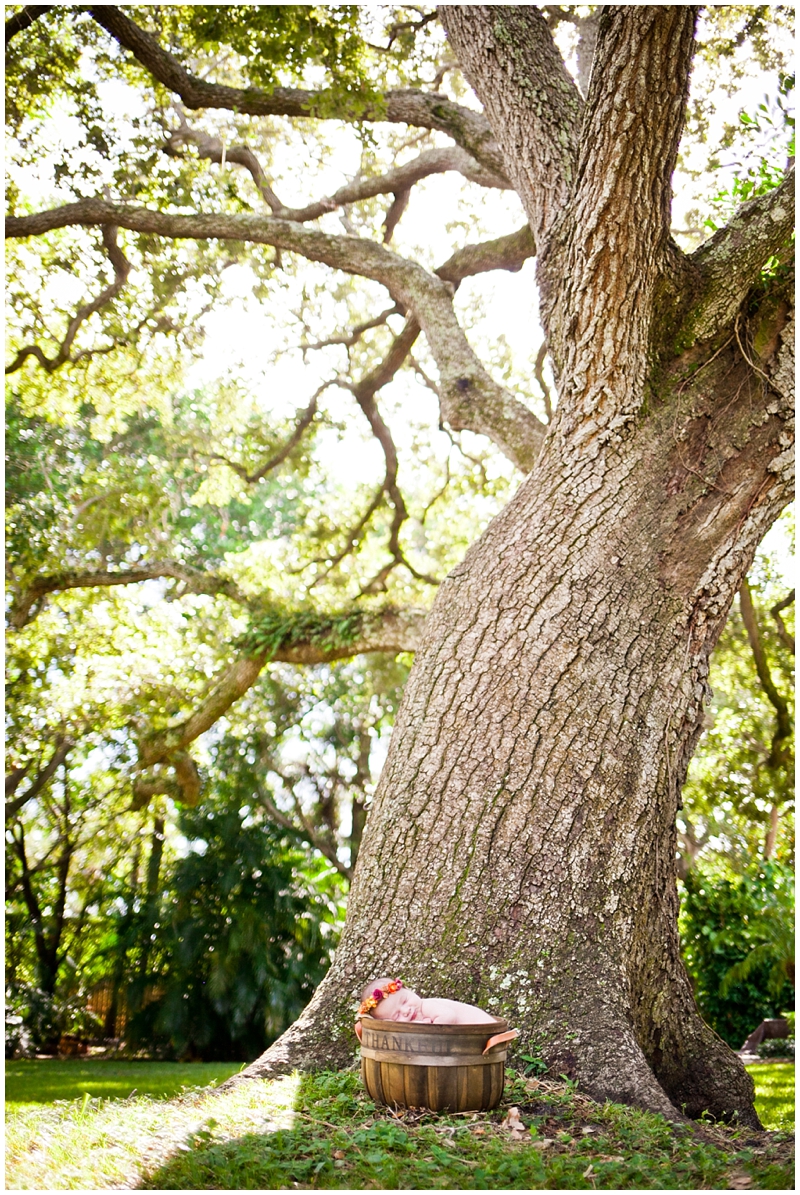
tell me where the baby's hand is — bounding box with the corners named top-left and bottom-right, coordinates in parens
top-left (392, 1006), bottom-right (433, 1024)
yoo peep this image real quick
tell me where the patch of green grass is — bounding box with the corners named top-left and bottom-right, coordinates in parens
top-left (5, 1071), bottom-right (298, 1191)
top-left (5, 1059), bottom-right (242, 1105)
top-left (6, 1064), bottom-right (793, 1191)
top-left (746, 1061), bottom-right (795, 1131)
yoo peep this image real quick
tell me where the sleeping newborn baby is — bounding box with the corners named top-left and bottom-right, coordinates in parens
top-left (359, 977), bottom-right (495, 1024)
top-left (355, 978), bottom-right (517, 1053)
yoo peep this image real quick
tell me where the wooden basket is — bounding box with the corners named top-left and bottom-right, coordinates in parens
top-left (358, 1015), bottom-right (512, 1111)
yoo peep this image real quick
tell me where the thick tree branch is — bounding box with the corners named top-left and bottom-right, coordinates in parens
top-left (5, 225), bottom-right (131, 375)
top-left (439, 5), bottom-right (583, 243)
top-left (136, 606), bottom-right (428, 800)
top-left (434, 223), bottom-right (535, 287)
top-left (770, 590), bottom-right (795, 656)
top-left (7, 198), bottom-right (545, 470)
top-left (9, 561), bottom-right (253, 629)
top-left (5, 738), bottom-right (71, 822)
top-left (167, 119), bottom-right (510, 216)
top-left (5, 4), bottom-right (52, 44)
top-left (684, 168), bottom-right (795, 345)
top-left (86, 5), bottom-right (509, 180)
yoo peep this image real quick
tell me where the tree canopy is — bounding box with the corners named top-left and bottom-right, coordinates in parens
top-left (6, 3), bottom-right (793, 810)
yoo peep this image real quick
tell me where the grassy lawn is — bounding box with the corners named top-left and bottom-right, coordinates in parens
top-left (748, 1061), bottom-right (795, 1132)
top-left (4, 1061), bottom-right (794, 1190)
top-left (5, 1058), bottom-right (242, 1106)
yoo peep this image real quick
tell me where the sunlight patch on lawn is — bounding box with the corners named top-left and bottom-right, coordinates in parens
top-left (746, 1061), bottom-right (795, 1131)
top-left (5, 1059), bottom-right (242, 1106)
top-left (5, 1070), bottom-right (300, 1191)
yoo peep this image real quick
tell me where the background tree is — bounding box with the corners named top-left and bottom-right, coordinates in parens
top-left (5, 5), bottom-right (794, 1125)
top-left (678, 520), bottom-right (794, 876)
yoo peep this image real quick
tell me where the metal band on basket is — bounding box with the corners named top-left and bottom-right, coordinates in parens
top-left (360, 1044), bottom-right (508, 1067)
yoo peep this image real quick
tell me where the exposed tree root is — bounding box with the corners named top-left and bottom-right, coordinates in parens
top-left (653, 999), bottom-right (763, 1129)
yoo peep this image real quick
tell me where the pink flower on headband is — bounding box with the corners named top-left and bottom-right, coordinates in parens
top-left (358, 979), bottom-right (404, 1016)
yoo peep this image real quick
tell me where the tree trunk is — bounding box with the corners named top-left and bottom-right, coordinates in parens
top-left (234, 278), bottom-right (791, 1127)
top-left (137, 813), bottom-right (165, 981)
top-left (13, 814), bottom-right (73, 998)
top-left (104, 841), bottom-right (142, 1038)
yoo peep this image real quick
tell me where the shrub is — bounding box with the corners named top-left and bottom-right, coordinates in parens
top-left (125, 802), bottom-right (340, 1061)
top-left (5, 983), bottom-right (102, 1054)
top-left (680, 862), bottom-right (794, 1048)
top-left (758, 1036), bottom-right (794, 1059)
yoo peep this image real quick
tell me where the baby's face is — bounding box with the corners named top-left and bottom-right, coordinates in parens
top-left (374, 987), bottom-right (426, 1022)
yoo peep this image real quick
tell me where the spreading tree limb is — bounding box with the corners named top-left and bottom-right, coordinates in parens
top-left (5, 4), bottom-right (52, 45)
top-left (8, 561), bottom-right (254, 629)
top-left (7, 199), bottom-right (545, 469)
top-left (5, 226), bottom-right (131, 375)
top-left (85, 5), bottom-right (510, 180)
top-left (135, 606), bottom-right (427, 803)
top-left (166, 117), bottom-right (510, 218)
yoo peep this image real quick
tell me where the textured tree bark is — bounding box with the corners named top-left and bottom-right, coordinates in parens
top-left (228, 10), bottom-right (794, 1127)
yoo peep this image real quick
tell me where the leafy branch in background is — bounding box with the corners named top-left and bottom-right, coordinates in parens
top-left (705, 72), bottom-right (795, 233)
top-left (239, 609), bottom-right (364, 659)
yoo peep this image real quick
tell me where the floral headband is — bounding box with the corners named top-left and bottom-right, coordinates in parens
top-left (358, 979), bottom-right (403, 1016)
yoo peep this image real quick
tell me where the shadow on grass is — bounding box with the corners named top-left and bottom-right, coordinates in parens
top-left (136, 1069), bottom-right (796, 1192)
top-left (136, 1071), bottom-right (446, 1192)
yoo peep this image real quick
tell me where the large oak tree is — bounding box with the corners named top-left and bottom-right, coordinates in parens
top-left (6, 6), bottom-right (794, 1125)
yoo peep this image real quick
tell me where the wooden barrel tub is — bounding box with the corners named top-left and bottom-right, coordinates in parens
top-left (358, 1015), bottom-right (515, 1112)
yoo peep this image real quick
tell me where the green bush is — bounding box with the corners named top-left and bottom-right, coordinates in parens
top-left (5, 983), bottom-right (103, 1055)
top-left (680, 862), bottom-right (794, 1048)
top-left (758, 1036), bottom-right (794, 1059)
top-left (126, 802), bottom-right (339, 1061)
